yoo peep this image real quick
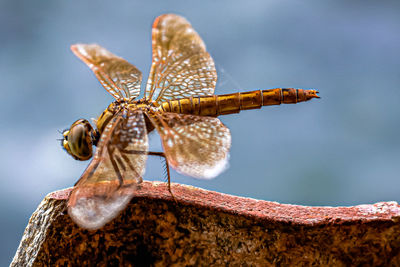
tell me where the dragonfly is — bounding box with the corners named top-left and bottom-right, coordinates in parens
top-left (61, 14), bottom-right (319, 230)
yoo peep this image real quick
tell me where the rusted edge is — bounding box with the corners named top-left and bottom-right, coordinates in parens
top-left (48, 181), bottom-right (400, 226)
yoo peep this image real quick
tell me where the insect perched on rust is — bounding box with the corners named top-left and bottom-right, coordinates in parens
top-left (61, 14), bottom-right (319, 230)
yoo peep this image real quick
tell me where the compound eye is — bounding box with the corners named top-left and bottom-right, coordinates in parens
top-left (64, 119), bottom-right (94, 161)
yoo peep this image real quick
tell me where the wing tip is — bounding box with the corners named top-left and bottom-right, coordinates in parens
top-left (68, 185), bottom-right (136, 230)
top-left (174, 154), bottom-right (230, 180)
top-left (201, 155), bottom-right (230, 179)
top-left (68, 193), bottom-right (133, 230)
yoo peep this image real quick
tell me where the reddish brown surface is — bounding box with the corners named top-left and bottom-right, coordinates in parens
top-left (50, 181), bottom-right (400, 226)
top-left (13, 181), bottom-right (400, 266)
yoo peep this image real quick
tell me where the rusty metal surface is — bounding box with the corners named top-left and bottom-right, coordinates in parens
top-left (50, 181), bottom-right (400, 226)
top-left (12, 181), bottom-right (400, 266)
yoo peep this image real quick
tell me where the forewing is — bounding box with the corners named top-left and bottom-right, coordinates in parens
top-left (68, 109), bottom-right (148, 230)
top-left (145, 14), bottom-right (217, 103)
top-left (71, 44), bottom-right (142, 100)
top-left (148, 112), bottom-right (231, 179)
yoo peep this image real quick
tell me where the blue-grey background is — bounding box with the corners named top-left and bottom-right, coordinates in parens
top-left (1, 0), bottom-right (399, 264)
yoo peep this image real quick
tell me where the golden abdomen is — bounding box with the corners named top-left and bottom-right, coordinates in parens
top-left (159, 88), bottom-right (319, 116)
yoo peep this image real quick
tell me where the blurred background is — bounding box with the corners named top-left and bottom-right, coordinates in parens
top-left (1, 0), bottom-right (399, 264)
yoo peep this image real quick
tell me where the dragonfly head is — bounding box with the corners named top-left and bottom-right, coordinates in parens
top-left (62, 119), bottom-right (97, 161)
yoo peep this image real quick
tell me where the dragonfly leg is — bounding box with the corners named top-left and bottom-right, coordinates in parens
top-left (107, 147), bottom-right (123, 187)
top-left (120, 153), bottom-right (144, 184)
top-left (118, 149), bottom-right (177, 202)
top-left (147, 151), bottom-right (177, 202)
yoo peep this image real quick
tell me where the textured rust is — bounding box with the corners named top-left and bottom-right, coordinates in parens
top-left (12, 181), bottom-right (400, 266)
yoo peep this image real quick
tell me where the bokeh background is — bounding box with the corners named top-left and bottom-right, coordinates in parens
top-left (1, 0), bottom-right (399, 264)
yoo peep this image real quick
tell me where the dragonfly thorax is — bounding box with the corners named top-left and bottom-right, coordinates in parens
top-left (62, 99), bottom-right (159, 162)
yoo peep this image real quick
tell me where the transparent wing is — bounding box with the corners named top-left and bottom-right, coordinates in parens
top-left (68, 109), bottom-right (148, 230)
top-left (71, 44), bottom-right (143, 100)
top-left (145, 14), bottom-right (217, 103)
top-left (147, 111), bottom-right (231, 179)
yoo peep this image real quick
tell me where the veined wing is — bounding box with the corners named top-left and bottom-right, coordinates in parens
top-left (71, 44), bottom-right (142, 100)
top-left (147, 111), bottom-right (231, 179)
top-left (145, 14), bottom-right (217, 103)
top-left (68, 109), bottom-right (148, 230)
